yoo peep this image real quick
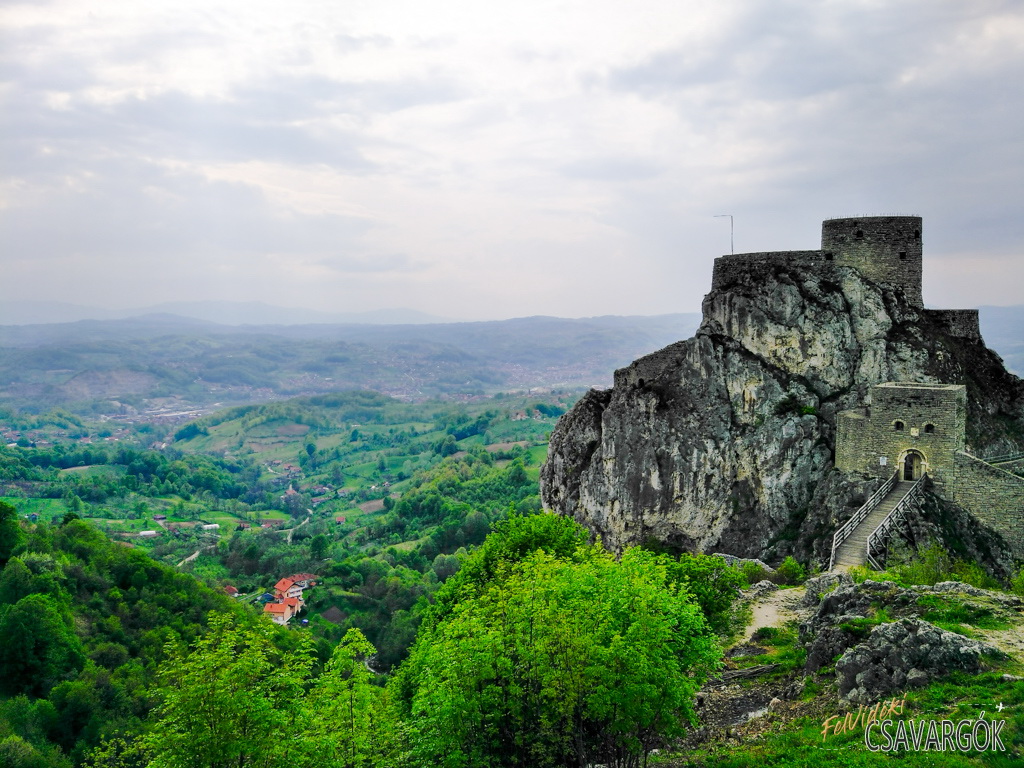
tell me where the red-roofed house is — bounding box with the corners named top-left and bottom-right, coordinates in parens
top-left (287, 573), bottom-right (317, 588)
top-left (264, 601), bottom-right (295, 625)
top-left (224, 585), bottom-right (239, 597)
top-left (274, 577), bottom-right (302, 600)
top-left (263, 594), bottom-right (305, 625)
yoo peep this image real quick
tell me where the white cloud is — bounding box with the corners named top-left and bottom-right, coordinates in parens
top-left (1, 0), bottom-right (1023, 318)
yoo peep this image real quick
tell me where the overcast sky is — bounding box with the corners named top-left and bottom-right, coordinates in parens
top-left (2, 0), bottom-right (1023, 320)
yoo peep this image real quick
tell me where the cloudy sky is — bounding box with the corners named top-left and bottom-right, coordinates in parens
top-left (2, 0), bottom-right (1022, 320)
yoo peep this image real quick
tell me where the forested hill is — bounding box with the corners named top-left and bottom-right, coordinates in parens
top-left (0, 503), bottom-right (276, 766)
top-left (0, 314), bottom-right (700, 413)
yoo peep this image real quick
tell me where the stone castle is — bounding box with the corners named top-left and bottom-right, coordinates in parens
top-left (713, 215), bottom-right (1024, 556)
top-left (711, 216), bottom-right (981, 340)
top-left (542, 212), bottom-right (1024, 569)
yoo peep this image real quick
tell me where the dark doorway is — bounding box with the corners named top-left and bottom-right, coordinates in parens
top-left (903, 451), bottom-right (923, 481)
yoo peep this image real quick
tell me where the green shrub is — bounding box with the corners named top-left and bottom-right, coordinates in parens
top-left (739, 560), bottom-right (770, 586)
top-left (775, 556), bottom-right (806, 585)
top-left (950, 559), bottom-right (1001, 590)
top-left (664, 553), bottom-right (746, 635)
top-left (1012, 567), bottom-right (1024, 597)
top-left (750, 626), bottom-right (779, 644)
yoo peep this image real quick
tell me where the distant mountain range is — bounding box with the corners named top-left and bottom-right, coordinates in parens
top-left (0, 300), bottom-right (454, 326)
top-left (0, 302), bottom-right (1017, 417)
top-left (0, 311), bottom-right (704, 414)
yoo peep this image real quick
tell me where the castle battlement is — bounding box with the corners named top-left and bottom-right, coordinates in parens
top-left (711, 216), bottom-right (925, 308)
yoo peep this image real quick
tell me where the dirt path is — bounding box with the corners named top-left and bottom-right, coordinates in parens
top-left (177, 549), bottom-right (202, 568)
top-left (283, 513), bottom-right (312, 545)
top-left (744, 586), bottom-right (807, 640)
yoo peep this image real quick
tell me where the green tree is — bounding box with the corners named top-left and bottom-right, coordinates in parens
top-left (0, 594), bottom-right (85, 697)
top-left (145, 613), bottom-right (314, 768)
top-left (309, 534), bottom-right (329, 561)
top-left (0, 500), bottom-right (24, 567)
top-left (0, 557), bottom-right (34, 604)
top-left (0, 735), bottom-right (64, 768)
top-left (396, 546), bottom-right (720, 768)
top-left (299, 629), bottom-right (382, 767)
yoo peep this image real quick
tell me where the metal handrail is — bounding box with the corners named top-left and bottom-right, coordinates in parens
top-left (985, 452), bottom-right (1024, 465)
top-left (828, 471), bottom-right (898, 571)
top-left (865, 475), bottom-right (926, 570)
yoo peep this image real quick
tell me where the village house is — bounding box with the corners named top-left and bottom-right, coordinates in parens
top-left (263, 573), bottom-right (317, 625)
top-left (263, 596), bottom-right (303, 625)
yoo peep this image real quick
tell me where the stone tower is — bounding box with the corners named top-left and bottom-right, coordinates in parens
top-left (822, 216), bottom-right (923, 307)
top-left (836, 382), bottom-right (967, 488)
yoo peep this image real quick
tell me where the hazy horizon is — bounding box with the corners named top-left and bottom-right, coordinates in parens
top-left (3, 1), bottom-right (1023, 319)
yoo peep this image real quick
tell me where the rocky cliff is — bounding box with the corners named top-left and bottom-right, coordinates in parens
top-left (540, 258), bottom-right (1024, 567)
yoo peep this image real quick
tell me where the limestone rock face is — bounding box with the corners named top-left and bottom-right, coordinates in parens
top-left (541, 261), bottom-right (1024, 560)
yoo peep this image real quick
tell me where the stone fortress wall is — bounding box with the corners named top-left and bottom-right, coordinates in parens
top-left (836, 383), bottom-right (967, 487)
top-left (711, 216), bottom-right (981, 341)
top-left (710, 250), bottom-right (823, 291)
top-left (952, 453), bottom-right (1024, 553)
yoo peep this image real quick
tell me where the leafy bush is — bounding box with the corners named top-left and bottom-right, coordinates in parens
top-left (739, 560), bottom-right (771, 586)
top-left (664, 553), bottom-right (745, 634)
top-left (1012, 567), bottom-right (1024, 597)
top-left (849, 541), bottom-right (1001, 590)
top-left (775, 556), bottom-right (807, 585)
top-left (396, 546), bottom-right (721, 768)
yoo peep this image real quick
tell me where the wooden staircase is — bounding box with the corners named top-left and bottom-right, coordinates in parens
top-left (830, 480), bottom-right (917, 571)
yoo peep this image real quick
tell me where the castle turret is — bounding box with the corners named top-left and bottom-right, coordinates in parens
top-left (821, 216), bottom-right (923, 307)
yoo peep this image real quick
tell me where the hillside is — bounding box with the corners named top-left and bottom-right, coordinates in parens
top-left (0, 505), bottom-right (259, 765)
top-left (0, 313), bottom-right (701, 416)
top-left (662, 568), bottom-right (1024, 766)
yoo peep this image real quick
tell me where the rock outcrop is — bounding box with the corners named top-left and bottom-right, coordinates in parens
top-left (836, 619), bottom-right (1002, 703)
top-left (541, 244), bottom-right (1024, 565)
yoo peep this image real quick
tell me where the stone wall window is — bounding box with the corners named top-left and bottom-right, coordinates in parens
top-left (893, 420), bottom-right (905, 431)
top-left (924, 423), bottom-right (935, 434)
top-left (899, 251), bottom-right (907, 261)
top-left (856, 230), bottom-right (864, 239)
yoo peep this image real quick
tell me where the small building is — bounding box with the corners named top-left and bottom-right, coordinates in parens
top-left (224, 585), bottom-right (240, 597)
top-left (274, 577), bottom-right (303, 600)
top-left (153, 514), bottom-right (167, 521)
top-left (836, 382), bottom-right (967, 486)
top-left (138, 530), bottom-right (158, 538)
top-left (201, 523), bottom-right (220, 531)
top-left (263, 595), bottom-right (304, 625)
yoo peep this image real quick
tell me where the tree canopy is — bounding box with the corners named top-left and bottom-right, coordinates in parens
top-left (395, 515), bottom-right (722, 768)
